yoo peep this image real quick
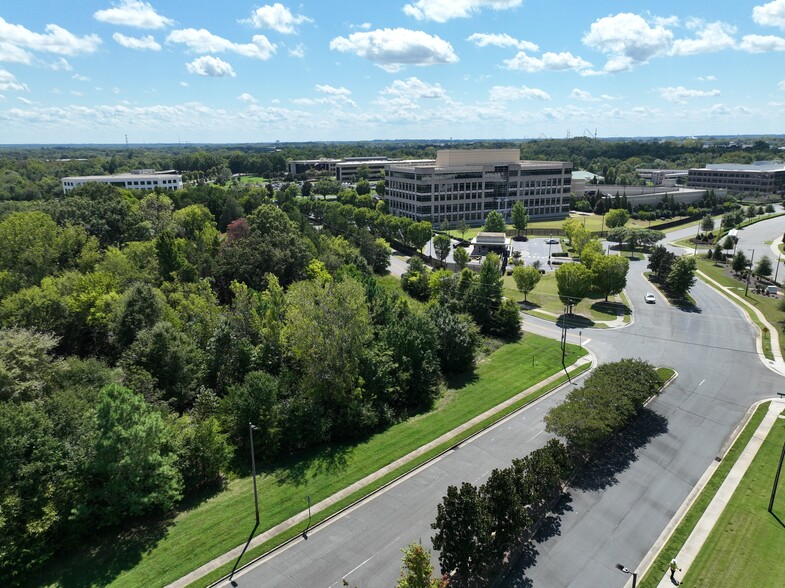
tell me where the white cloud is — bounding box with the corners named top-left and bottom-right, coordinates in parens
top-left (17, 96), bottom-right (36, 105)
top-left (93, 0), bottom-right (174, 29)
top-left (113, 32), bottom-right (161, 51)
top-left (238, 92), bottom-right (258, 103)
top-left (0, 68), bottom-right (29, 92)
top-left (112, 86), bottom-right (120, 94)
top-left (167, 28), bottom-right (276, 60)
top-left (778, 79), bottom-right (785, 91)
top-left (70, 90), bottom-right (83, 96)
top-left (504, 50), bottom-right (591, 72)
top-left (382, 77), bottom-right (446, 99)
top-left (247, 3), bottom-right (313, 34)
top-left (352, 23), bottom-right (372, 30)
top-left (489, 85), bottom-right (551, 101)
top-left (0, 41), bottom-right (33, 64)
top-left (289, 43), bottom-right (305, 58)
top-left (659, 86), bottom-right (721, 104)
top-left (329, 28), bottom-right (458, 72)
top-left (180, 81), bottom-right (189, 87)
top-left (569, 88), bottom-right (617, 101)
top-left (670, 22), bottom-right (736, 56)
top-left (0, 17), bottom-right (102, 57)
top-left (466, 32), bottom-right (538, 51)
top-left (186, 56), bottom-right (236, 77)
top-left (72, 73), bottom-right (90, 82)
top-left (697, 75), bottom-right (717, 81)
top-left (753, 0), bottom-right (785, 29)
top-left (49, 58), bottom-right (72, 70)
top-left (315, 84), bottom-right (351, 95)
top-left (654, 15), bottom-right (679, 27)
top-left (403, 0), bottom-right (522, 23)
top-left (739, 34), bottom-right (785, 52)
top-left (583, 13), bottom-right (673, 72)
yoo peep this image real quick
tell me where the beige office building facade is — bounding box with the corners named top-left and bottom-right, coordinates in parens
top-left (384, 149), bottom-right (572, 226)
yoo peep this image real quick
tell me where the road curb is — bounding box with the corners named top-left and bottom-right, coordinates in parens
top-left (195, 358), bottom-right (594, 588)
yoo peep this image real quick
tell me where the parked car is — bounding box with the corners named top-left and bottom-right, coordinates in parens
top-left (644, 293), bottom-right (656, 304)
top-left (545, 238), bottom-right (559, 244)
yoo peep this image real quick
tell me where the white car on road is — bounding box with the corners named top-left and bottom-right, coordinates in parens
top-left (644, 292), bottom-right (656, 304)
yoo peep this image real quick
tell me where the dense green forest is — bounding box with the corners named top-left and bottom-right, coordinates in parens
top-left (0, 138), bottom-right (780, 583)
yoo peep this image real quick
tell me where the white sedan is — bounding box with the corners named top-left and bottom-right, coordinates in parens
top-left (644, 292), bottom-right (656, 304)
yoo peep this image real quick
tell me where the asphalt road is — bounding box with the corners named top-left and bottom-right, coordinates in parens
top-left (224, 216), bottom-right (785, 588)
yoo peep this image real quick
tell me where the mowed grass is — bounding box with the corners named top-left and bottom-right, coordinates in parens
top-left (695, 258), bottom-right (779, 360)
top-left (38, 335), bottom-right (585, 588)
top-left (503, 271), bottom-right (630, 325)
top-left (638, 403), bottom-right (770, 588)
top-left (237, 175), bottom-right (271, 184)
top-left (680, 407), bottom-right (785, 588)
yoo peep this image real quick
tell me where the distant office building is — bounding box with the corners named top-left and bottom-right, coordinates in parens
top-left (61, 169), bottom-right (182, 194)
top-left (385, 149), bottom-right (572, 226)
top-left (687, 161), bottom-right (785, 195)
top-left (636, 168), bottom-right (689, 186)
top-left (583, 185), bottom-right (725, 208)
top-left (287, 158), bottom-right (341, 176)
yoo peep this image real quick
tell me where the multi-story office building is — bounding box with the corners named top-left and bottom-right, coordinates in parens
top-left (384, 149), bottom-right (572, 225)
top-left (687, 161), bottom-right (785, 195)
top-left (61, 169), bottom-right (182, 194)
top-left (288, 158), bottom-right (341, 176)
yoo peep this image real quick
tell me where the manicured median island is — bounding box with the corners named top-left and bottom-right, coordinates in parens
top-left (37, 335), bottom-right (587, 588)
top-left (680, 405), bottom-right (785, 588)
top-left (638, 403), bottom-right (770, 588)
top-left (695, 258), bottom-right (779, 360)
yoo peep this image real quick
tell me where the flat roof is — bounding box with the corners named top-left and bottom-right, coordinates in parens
top-left (62, 172), bottom-right (181, 181)
top-left (700, 161), bottom-right (785, 172)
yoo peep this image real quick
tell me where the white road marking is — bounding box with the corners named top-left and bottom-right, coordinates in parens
top-left (331, 535), bottom-right (402, 587)
top-left (529, 429), bottom-right (544, 441)
top-left (698, 379), bottom-right (705, 387)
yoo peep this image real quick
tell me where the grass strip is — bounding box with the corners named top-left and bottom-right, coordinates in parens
top-left (681, 407), bottom-right (785, 587)
top-left (38, 337), bottom-right (586, 588)
top-left (695, 259), bottom-right (777, 360)
top-left (656, 367), bottom-right (675, 383)
top-left (637, 402), bottom-right (770, 588)
top-left (194, 361), bottom-right (592, 588)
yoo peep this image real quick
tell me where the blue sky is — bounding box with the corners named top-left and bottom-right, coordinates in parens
top-left (1, 0), bottom-right (784, 143)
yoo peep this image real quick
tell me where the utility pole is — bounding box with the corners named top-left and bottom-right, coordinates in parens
top-left (229, 423), bottom-right (261, 584)
top-left (770, 434), bottom-right (785, 513)
top-left (745, 249), bottom-right (755, 296)
top-left (560, 302), bottom-right (572, 383)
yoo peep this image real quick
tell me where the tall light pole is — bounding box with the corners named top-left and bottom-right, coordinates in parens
top-left (745, 249), bottom-right (755, 297)
top-left (615, 563), bottom-right (637, 588)
top-left (229, 423), bottom-right (261, 584)
top-left (775, 253), bottom-right (782, 285)
top-left (548, 233), bottom-right (553, 264)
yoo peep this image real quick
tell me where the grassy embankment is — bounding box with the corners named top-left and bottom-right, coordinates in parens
top-left (38, 335), bottom-right (588, 588)
top-left (695, 258), bottom-right (779, 361)
top-left (637, 403), bottom-right (778, 588)
top-left (679, 407), bottom-right (785, 587)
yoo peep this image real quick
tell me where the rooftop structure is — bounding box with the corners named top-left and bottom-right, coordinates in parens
top-left (61, 170), bottom-right (182, 194)
top-left (582, 184), bottom-right (724, 208)
top-left (385, 149), bottom-right (572, 227)
top-left (636, 168), bottom-right (689, 186)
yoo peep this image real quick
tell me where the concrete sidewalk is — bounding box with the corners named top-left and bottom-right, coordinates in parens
top-left (633, 399), bottom-right (785, 588)
top-left (167, 354), bottom-right (593, 588)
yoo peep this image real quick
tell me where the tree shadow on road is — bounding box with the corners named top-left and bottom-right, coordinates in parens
top-left (571, 408), bottom-right (669, 492)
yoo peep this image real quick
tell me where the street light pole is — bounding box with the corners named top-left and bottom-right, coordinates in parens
top-left (775, 253), bottom-right (781, 285)
top-left (745, 249), bottom-right (755, 296)
top-left (548, 233), bottom-right (553, 264)
top-left (229, 423), bottom-right (261, 584)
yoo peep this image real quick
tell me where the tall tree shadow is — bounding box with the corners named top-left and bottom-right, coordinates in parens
top-left (32, 515), bottom-right (174, 588)
top-left (571, 408), bottom-right (669, 492)
top-left (273, 442), bottom-right (352, 487)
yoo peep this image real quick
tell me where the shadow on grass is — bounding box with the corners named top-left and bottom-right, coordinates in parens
top-left (446, 368), bottom-right (480, 390)
top-left (591, 301), bottom-right (631, 317)
top-left (556, 314), bottom-right (596, 329)
top-left (571, 408), bottom-right (669, 493)
top-left (273, 442), bottom-right (352, 488)
top-left (33, 516), bottom-right (175, 588)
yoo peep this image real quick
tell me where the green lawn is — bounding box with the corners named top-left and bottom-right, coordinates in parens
top-left (237, 175), bottom-right (271, 184)
top-left (638, 403), bottom-right (770, 588)
top-left (504, 271), bottom-right (630, 326)
top-left (680, 407), bottom-right (785, 588)
top-left (38, 336), bottom-right (586, 588)
top-left (695, 258), bottom-right (779, 360)
top-left (656, 367), bottom-right (676, 383)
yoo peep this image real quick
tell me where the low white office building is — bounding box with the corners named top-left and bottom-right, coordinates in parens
top-left (385, 149), bottom-right (572, 226)
top-left (61, 169), bottom-right (183, 194)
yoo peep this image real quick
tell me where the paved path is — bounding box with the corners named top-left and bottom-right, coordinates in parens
top-left (645, 399), bottom-right (785, 588)
top-left (168, 354), bottom-right (594, 588)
